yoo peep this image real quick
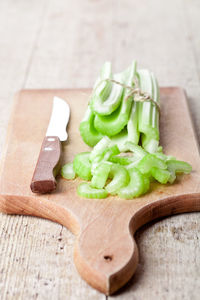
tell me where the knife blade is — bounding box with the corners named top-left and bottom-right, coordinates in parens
top-left (30, 96), bottom-right (70, 194)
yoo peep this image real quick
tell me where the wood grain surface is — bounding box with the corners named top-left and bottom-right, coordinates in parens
top-left (0, 87), bottom-right (200, 295)
top-left (0, 0), bottom-right (200, 299)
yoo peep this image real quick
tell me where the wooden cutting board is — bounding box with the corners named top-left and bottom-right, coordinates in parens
top-left (0, 88), bottom-right (200, 295)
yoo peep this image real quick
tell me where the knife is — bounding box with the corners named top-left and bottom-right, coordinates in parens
top-left (30, 96), bottom-right (70, 194)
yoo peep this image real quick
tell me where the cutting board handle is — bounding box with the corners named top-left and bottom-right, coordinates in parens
top-left (30, 136), bottom-right (61, 194)
top-left (72, 193), bottom-right (200, 295)
top-left (74, 212), bottom-right (139, 295)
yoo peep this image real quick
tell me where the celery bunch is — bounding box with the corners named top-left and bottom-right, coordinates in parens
top-left (79, 61), bottom-right (160, 152)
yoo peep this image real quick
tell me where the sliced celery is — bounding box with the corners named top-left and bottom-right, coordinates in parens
top-left (79, 107), bottom-right (103, 147)
top-left (91, 144), bottom-right (120, 174)
top-left (105, 164), bottom-right (130, 195)
top-left (118, 168), bottom-right (146, 199)
top-left (61, 163), bottom-right (76, 180)
top-left (91, 162), bottom-right (111, 189)
top-left (91, 72), bottom-right (124, 116)
top-left (167, 160), bottom-right (192, 183)
top-left (73, 152), bottom-right (92, 180)
top-left (137, 69), bottom-right (160, 153)
top-left (143, 175), bottom-right (150, 193)
top-left (94, 61), bottom-right (137, 136)
top-left (153, 152), bottom-right (176, 162)
top-left (90, 136), bottom-right (111, 162)
top-left (151, 167), bottom-right (170, 184)
top-left (137, 154), bottom-right (167, 175)
top-left (121, 141), bottom-right (147, 158)
top-left (125, 158), bottom-right (143, 170)
top-left (77, 182), bottom-right (108, 199)
top-left (109, 154), bottom-right (133, 165)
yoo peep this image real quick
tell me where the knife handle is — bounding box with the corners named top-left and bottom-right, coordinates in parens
top-left (30, 136), bottom-right (61, 194)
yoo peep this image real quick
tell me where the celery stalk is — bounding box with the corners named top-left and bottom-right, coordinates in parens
top-left (127, 100), bottom-right (140, 144)
top-left (91, 72), bottom-right (124, 116)
top-left (137, 69), bottom-right (160, 153)
top-left (92, 61), bottom-right (112, 101)
top-left (79, 107), bottom-right (103, 147)
top-left (109, 101), bottom-right (140, 150)
top-left (94, 61), bottom-right (137, 136)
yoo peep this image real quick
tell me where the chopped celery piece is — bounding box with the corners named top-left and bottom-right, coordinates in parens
top-left (61, 163), bottom-right (76, 180)
top-left (153, 152), bottom-right (176, 162)
top-left (137, 154), bottom-right (167, 175)
top-left (151, 167), bottom-right (170, 184)
top-left (121, 141), bottom-right (147, 158)
top-left (105, 164), bottom-right (130, 194)
top-left (109, 154), bottom-right (133, 165)
top-left (118, 168), bottom-right (146, 199)
top-left (94, 61), bottom-right (137, 136)
top-left (92, 62), bottom-right (112, 101)
top-left (91, 162), bottom-right (111, 189)
top-left (137, 69), bottom-right (160, 153)
top-left (167, 160), bottom-right (192, 183)
top-left (143, 175), bottom-right (150, 193)
top-left (102, 145), bottom-right (120, 159)
top-left (91, 144), bottom-right (120, 174)
top-left (167, 160), bottom-right (192, 174)
top-left (125, 157), bottom-right (143, 170)
top-left (91, 72), bottom-right (124, 116)
top-left (77, 182), bottom-right (108, 199)
top-left (73, 152), bottom-right (92, 180)
top-left (90, 136), bottom-right (111, 161)
top-left (79, 107), bottom-right (103, 147)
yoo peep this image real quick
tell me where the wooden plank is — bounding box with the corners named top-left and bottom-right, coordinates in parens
top-left (182, 0), bottom-right (200, 142)
top-left (0, 0), bottom-right (47, 147)
top-left (0, 214), bottom-right (103, 300)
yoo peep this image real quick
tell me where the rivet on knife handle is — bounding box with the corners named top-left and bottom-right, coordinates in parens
top-left (30, 136), bottom-right (61, 194)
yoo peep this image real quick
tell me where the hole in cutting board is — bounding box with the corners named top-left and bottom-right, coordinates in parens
top-left (104, 255), bottom-right (113, 262)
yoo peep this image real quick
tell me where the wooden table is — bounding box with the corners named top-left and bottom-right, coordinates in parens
top-left (0, 0), bottom-right (199, 299)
